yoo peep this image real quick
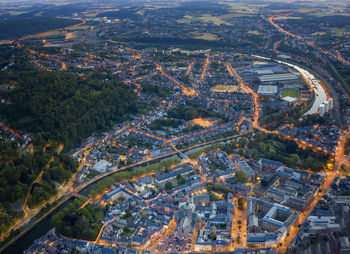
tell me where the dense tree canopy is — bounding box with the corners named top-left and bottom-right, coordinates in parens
top-left (0, 68), bottom-right (138, 234)
top-left (235, 171), bottom-right (248, 184)
top-left (51, 198), bottom-right (104, 241)
top-left (220, 132), bottom-right (328, 172)
top-left (0, 132), bottom-right (78, 233)
top-left (0, 71), bottom-right (139, 149)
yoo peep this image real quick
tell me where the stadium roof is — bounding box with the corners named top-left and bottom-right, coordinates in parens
top-left (259, 73), bottom-right (298, 82)
top-left (257, 85), bottom-right (278, 95)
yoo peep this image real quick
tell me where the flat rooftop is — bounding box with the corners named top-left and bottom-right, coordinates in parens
top-left (259, 73), bottom-right (298, 82)
top-left (258, 85), bottom-right (278, 95)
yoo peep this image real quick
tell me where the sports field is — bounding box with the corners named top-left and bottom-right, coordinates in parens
top-left (282, 88), bottom-right (298, 98)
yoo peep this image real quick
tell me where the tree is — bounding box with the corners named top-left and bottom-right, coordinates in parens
top-left (165, 181), bottom-right (173, 191)
top-left (288, 154), bottom-right (300, 166)
top-left (238, 137), bottom-right (249, 147)
top-left (238, 197), bottom-right (245, 210)
top-left (176, 174), bottom-right (186, 185)
top-left (254, 132), bottom-right (265, 142)
top-left (257, 142), bottom-right (266, 153)
top-left (209, 191), bottom-right (219, 202)
top-left (0, 71), bottom-right (138, 150)
top-left (235, 171), bottom-right (248, 184)
top-left (243, 150), bottom-right (251, 158)
top-left (304, 156), bottom-right (323, 171)
top-left (286, 141), bottom-right (298, 154)
top-left (209, 232), bottom-right (217, 240)
top-left (51, 199), bottom-right (103, 241)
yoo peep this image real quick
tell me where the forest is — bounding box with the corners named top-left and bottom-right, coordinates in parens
top-left (0, 71), bottom-right (139, 149)
top-left (51, 198), bottom-right (104, 241)
top-left (220, 132), bottom-right (329, 172)
top-left (0, 67), bottom-right (139, 234)
top-left (141, 83), bottom-right (173, 99)
top-left (0, 131), bottom-right (78, 233)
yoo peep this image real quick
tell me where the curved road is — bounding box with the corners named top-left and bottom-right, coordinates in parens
top-left (267, 14), bottom-right (350, 66)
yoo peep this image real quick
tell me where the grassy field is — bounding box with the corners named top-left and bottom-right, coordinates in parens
top-left (310, 11), bottom-right (350, 17)
top-left (219, 13), bottom-right (255, 19)
top-left (178, 14), bottom-right (232, 26)
top-left (198, 14), bottom-right (232, 26)
top-left (247, 30), bottom-right (260, 35)
top-left (330, 27), bottom-right (350, 37)
top-left (177, 15), bottom-right (201, 24)
top-left (222, 3), bottom-right (268, 14)
top-left (312, 31), bottom-right (326, 36)
top-left (282, 88), bottom-right (298, 98)
top-left (8, 11), bottom-right (29, 15)
top-left (192, 32), bottom-right (219, 41)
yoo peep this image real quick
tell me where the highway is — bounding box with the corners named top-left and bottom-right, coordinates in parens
top-left (9, 18), bottom-right (87, 71)
top-left (267, 14), bottom-right (350, 66)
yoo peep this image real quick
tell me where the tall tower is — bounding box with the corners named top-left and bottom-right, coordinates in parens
top-left (319, 104), bottom-right (325, 116)
top-left (328, 98), bottom-right (334, 109)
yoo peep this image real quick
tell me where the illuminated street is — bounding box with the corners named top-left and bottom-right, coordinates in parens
top-left (1, 2), bottom-right (350, 253)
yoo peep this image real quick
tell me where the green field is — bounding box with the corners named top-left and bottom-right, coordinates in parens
top-left (330, 27), bottom-right (350, 37)
top-left (223, 3), bottom-right (268, 14)
top-left (191, 32), bottom-right (219, 41)
top-left (282, 88), bottom-right (298, 98)
top-left (178, 14), bottom-right (232, 26)
top-left (177, 15), bottom-right (201, 24)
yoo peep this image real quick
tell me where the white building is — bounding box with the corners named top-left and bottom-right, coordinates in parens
top-left (257, 85), bottom-right (278, 96)
top-left (324, 101), bottom-right (330, 112)
top-left (319, 104), bottom-right (325, 116)
top-left (318, 98), bottom-right (334, 116)
top-left (93, 160), bottom-right (112, 173)
top-left (133, 181), bottom-right (145, 192)
top-left (328, 98), bottom-right (334, 109)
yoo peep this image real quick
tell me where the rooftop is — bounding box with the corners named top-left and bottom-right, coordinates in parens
top-left (257, 85), bottom-right (278, 95)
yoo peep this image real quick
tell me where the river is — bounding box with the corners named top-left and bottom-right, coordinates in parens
top-left (2, 54), bottom-right (327, 253)
top-left (1, 155), bottom-right (182, 253)
top-left (2, 200), bottom-right (71, 254)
